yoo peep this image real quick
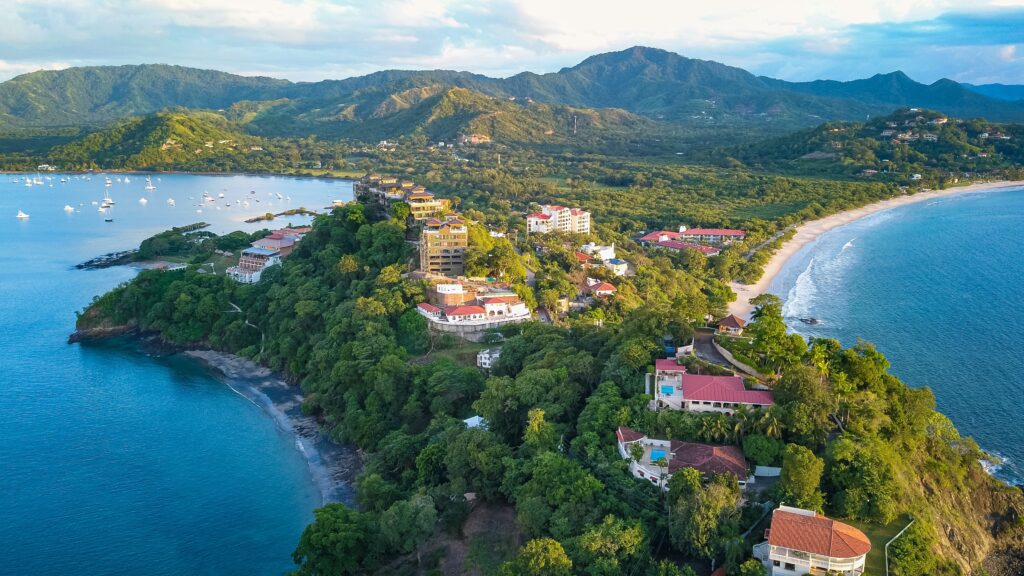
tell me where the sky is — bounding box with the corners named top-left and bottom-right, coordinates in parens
top-left (2, 0), bottom-right (1023, 85)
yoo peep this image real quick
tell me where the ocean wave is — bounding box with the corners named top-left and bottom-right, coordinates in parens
top-left (783, 257), bottom-right (817, 319)
top-left (980, 450), bottom-right (1021, 486)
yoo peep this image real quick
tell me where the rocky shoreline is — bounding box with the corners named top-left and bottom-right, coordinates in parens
top-left (184, 349), bottom-right (361, 506)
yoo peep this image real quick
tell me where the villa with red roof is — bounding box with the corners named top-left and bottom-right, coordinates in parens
top-left (717, 314), bottom-right (747, 336)
top-left (641, 225), bottom-right (745, 248)
top-left (526, 204), bottom-right (591, 234)
top-left (753, 505), bottom-right (871, 576)
top-left (616, 426), bottom-right (750, 490)
top-left (652, 362), bottom-right (773, 413)
top-left (638, 231), bottom-right (723, 256)
top-left (416, 292), bottom-right (530, 327)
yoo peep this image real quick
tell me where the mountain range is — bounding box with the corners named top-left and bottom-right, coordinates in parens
top-left (1, 47), bottom-right (1023, 145)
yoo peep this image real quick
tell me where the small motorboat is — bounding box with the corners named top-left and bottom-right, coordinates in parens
top-left (104, 218), bottom-right (114, 222)
top-left (16, 210), bottom-right (29, 219)
top-left (64, 204), bottom-right (75, 212)
top-left (139, 197), bottom-right (148, 205)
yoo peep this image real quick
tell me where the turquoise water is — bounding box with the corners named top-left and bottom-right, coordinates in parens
top-left (769, 186), bottom-right (1024, 484)
top-left (0, 173), bottom-right (353, 575)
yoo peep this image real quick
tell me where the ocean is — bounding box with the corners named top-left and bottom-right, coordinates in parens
top-left (769, 186), bottom-right (1024, 484)
top-left (0, 173), bottom-right (354, 575)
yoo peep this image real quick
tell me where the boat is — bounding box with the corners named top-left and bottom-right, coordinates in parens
top-left (63, 205), bottom-right (74, 212)
top-left (104, 218), bottom-right (113, 223)
top-left (138, 197), bottom-right (148, 205)
top-left (167, 198), bottom-right (176, 206)
top-left (218, 192), bottom-right (225, 198)
top-left (25, 180), bottom-right (32, 187)
top-left (105, 178), bottom-right (112, 187)
top-left (276, 193), bottom-right (283, 199)
top-left (145, 177), bottom-right (156, 190)
top-left (16, 211), bottom-right (29, 219)
top-left (124, 176), bottom-right (130, 184)
top-left (196, 209), bottom-right (203, 214)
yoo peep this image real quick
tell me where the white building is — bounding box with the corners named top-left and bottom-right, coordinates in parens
top-left (526, 205), bottom-right (591, 235)
top-left (477, 348), bottom-right (501, 370)
top-left (579, 242), bottom-right (615, 261)
top-left (651, 361), bottom-right (773, 413)
top-left (753, 505), bottom-right (871, 576)
top-left (604, 258), bottom-right (628, 276)
top-left (226, 247), bottom-right (281, 283)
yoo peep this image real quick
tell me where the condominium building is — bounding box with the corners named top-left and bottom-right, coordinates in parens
top-left (226, 247), bottom-right (281, 283)
top-left (527, 205), bottom-right (591, 234)
top-left (420, 215), bottom-right (468, 276)
top-left (407, 190), bottom-right (450, 221)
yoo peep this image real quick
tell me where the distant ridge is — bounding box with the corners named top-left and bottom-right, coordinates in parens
top-left (1, 47), bottom-right (1023, 134)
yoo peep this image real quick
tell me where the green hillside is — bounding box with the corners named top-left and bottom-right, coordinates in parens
top-left (727, 108), bottom-right (1024, 184)
top-left (49, 111), bottom-right (263, 170)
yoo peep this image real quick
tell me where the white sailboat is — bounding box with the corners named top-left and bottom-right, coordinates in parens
top-left (16, 211), bottom-right (29, 219)
top-left (124, 176), bottom-right (131, 184)
top-left (138, 197), bottom-right (148, 205)
top-left (166, 198), bottom-right (176, 206)
top-left (63, 205), bottom-right (75, 212)
top-left (145, 176), bottom-right (156, 190)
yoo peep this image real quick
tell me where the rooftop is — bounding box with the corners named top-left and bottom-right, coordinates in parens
top-left (681, 374), bottom-right (774, 405)
top-left (767, 507), bottom-right (872, 559)
top-left (446, 305), bottom-right (486, 316)
top-left (718, 314), bottom-right (747, 329)
top-left (655, 359), bottom-right (686, 373)
top-left (682, 228), bottom-right (746, 237)
top-left (242, 246), bottom-right (279, 256)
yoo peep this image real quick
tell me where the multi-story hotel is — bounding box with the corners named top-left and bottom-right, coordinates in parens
top-left (527, 205), bottom-right (591, 234)
top-left (419, 215), bottom-right (468, 276)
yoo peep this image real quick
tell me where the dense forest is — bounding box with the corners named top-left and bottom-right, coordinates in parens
top-left (76, 197), bottom-right (1024, 575)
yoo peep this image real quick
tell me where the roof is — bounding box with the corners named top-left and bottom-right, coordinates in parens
top-left (242, 247), bottom-right (279, 256)
top-left (682, 228), bottom-right (746, 237)
top-left (417, 302), bottom-right (441, 314)
top-left (718, 314), bottom-right (747, 329)
top-left (655, 240), bottom-right (721, 255)
top-left (481, 296), bottom-right (520, 305)
top-left (767, 508), bottom-right (872, 559)
top-left (570, 208), bottom-right (589, 215)
top-left (681, 374), bottom-right (774, 405)
top-left (575, 251), bottom-right (591, 263)
top-left (655, 359), bottom-right (686, 373)
top-left (616, 426), bottom-right (646, 443)
top-left (591, 282), bottom-right (616, 293)
top-left (528, 212), bottom-right (551, 220)
top-left (445, 305), bottom-right (486, 316)
top-left (607, 258), bottom-right (626, 265)
top-left (639, 230), bottom-right (680, 242)
top-left (667, 441), bottom-right (748, 477)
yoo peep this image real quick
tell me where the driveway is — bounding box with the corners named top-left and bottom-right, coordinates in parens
top-left (693, 328), bottom-right (731, 367)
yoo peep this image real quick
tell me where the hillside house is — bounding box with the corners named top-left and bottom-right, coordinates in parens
top-left (526, 205), bottom-right (591, 234)
top-left (652, 365), bottom-right (773, 413)
top-left (717, 314), bottom-right (747, 336)
top-left (616, 427), bottom-right (750, 490)
top-left (753, 505), bottom-right (871, 576)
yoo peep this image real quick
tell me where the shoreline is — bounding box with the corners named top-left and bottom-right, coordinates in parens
top-left (728, 180), bottom-right (1024, 319)
top-left (183, 349), bottom-right (361, 506)
top-left (3, 169), bottom-right (361, 181)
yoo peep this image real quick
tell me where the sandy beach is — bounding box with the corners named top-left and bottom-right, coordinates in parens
top-left (728, 180), bottom-right (1024, 319)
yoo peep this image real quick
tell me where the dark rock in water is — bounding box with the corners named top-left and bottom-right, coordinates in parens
top-left (75, 250), bottom-right (136, 269)
top-left (799, 317), bottom-right (821, 325)
top-left (68, 324), bottom-right (135, 343)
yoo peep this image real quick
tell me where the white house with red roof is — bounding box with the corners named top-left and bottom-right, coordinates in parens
top-left (616, 426), bottom-right (750, 490)
top-left (526, 204), bottom-right (591, 234)
top-left (652, 362), bottom-right (773, 413)
top-left (678, 226), bottom-right (746, 245)
top-left (638, 231), bottom-right (722, 256)
top-left (753, 505), bottom-right (871, 576)
top-left (416, 292), bottom-right (530, 327)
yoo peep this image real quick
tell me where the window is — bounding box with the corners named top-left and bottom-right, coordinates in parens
top-left (772, 560), bottom-right (780, 567)
top-left (784, 563), bottom-right (795, 571)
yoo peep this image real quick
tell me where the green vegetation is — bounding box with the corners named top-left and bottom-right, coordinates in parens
top-left (77, 193), bottom-right (1024, 575)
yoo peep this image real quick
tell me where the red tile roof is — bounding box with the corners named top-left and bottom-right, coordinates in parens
top-left (668, 441), bottom-right (748, 478)
top-left (575, 251), bottom-right (591, 263)
top-left (616, 426), bottom-right (646, 443)
top-left (591, 282), bottom-right (617, 293)
top-left (655, 359), bottom-right (686, 373)
top-left (718, 314), bottom-right (747, 329)
top-left (639, 230), bottom-right (681, 242)
top-left (445, 305), bottom-right (486, 317)
top-left (528, 212), bottom-right (551, 220)
top-left (656, 240), bottom-right (721, 255)
top-left (682, 228), bottom-right (746, 237)
top-left (417, 302), bottom-right (441, 314)
top-left (767, 509), bottom-right (872, 559)
top-left (681, 374), bottom-right (774, 405)
top-left (481, 296), bottom-right (520, 305)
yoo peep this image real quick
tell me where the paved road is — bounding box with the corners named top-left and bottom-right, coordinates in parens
top-left (693, 328), bottom-right (731, 367)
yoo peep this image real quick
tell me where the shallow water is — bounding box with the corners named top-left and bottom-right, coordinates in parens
top-left (769, 187), bottom-right (1024, 484)
top-left (0, 173), bottom-right (354, 575)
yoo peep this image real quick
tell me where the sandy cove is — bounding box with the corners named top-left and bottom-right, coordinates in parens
top-left (728, 180), bottom-right (1024, 319)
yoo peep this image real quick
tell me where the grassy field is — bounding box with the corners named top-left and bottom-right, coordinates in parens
top-left (847, 514), bottom-right (914, 576)
top-left (727, 201), bottom-right (808, 221)
top-left (415, 334), bottom-right (491, 366)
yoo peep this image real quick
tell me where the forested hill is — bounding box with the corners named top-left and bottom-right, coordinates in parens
top-left (4, 47), bottom-right (1024, 133)
top-left (75, 195), bottom-right (1024, 575)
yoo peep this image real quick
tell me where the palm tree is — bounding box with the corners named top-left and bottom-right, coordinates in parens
top-left (721, 535), bottom-right (746, 572)
top-left (732, 405), bottom-right (752, 440)
top-left (758, 406), bottom-right (783, 439)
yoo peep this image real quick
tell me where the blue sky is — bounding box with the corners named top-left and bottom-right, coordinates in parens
top-left (2, 0), bottom-right (1022, 85)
